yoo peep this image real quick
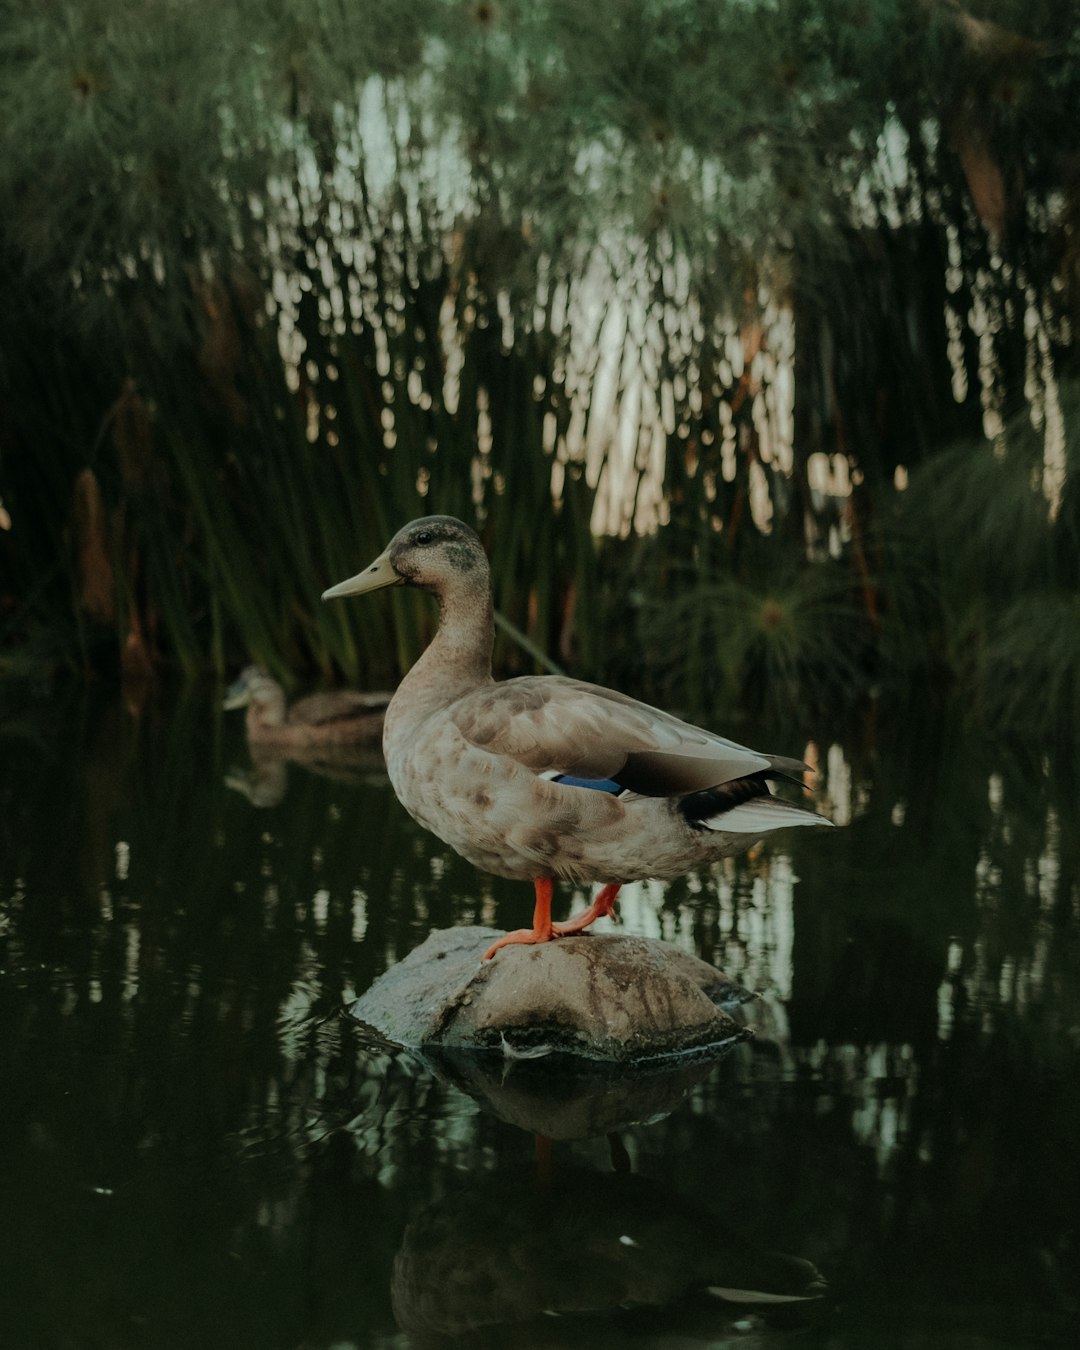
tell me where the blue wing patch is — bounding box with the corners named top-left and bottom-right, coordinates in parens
top-left (551, 774), bottom-right (624, 794)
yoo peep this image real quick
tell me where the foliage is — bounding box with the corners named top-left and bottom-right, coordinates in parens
top-left (609, 536), bottom-right (871, 723)
top-left (887, 376), bottom-right (1080, 738)
top-left (0, 0), bottom-right (1077, 743)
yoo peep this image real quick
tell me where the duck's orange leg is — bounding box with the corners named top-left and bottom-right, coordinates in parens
top-left (482, 877), bottom-right (557, 960)
top-left (552, 882), bottom-right (622, 936)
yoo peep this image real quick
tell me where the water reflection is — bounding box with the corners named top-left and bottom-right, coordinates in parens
top-left (0, 688), bottom-right (1078, 1348)
top-left (226, 742), bottom-right (387, 808)
top-left (391, 1163), bottom-right (825, 1343)
top-left (421, 1045), bottom-right (733, 1140)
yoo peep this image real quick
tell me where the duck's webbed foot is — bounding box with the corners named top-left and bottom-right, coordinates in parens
top-left (482, 924), bottom-right (557, 959)
top-left (483, 877), bottom-right (557, 960)
top-left (552, 882), bottom-right (622, 937)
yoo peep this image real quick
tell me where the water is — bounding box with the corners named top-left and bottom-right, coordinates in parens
top-left (1, 687), bottom-right (1078, 1348)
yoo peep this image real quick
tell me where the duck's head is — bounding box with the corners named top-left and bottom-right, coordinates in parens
top-left (223, 664), bottom-right (277, 711)
top-left (223, 665), bottom-right (289, 729)
top-left (322, 516), bottom-right (488, 601)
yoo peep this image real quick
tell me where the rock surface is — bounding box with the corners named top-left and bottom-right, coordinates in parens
top-left (348, 926), bottom-right (755, 1063)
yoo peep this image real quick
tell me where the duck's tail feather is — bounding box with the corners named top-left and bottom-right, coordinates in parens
top-left (764, 753), bottom-right (813, 787)
top-left (699, 795), bottom-right (834, 834)
top-left (679, 772), bottom-right (832, 834)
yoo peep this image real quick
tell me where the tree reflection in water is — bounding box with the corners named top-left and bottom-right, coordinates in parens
top-left (0, 688), bottom-right (1076, 1348)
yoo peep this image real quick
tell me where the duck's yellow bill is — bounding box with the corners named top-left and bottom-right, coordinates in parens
top-left (322, 550), bottom-right (402, 600)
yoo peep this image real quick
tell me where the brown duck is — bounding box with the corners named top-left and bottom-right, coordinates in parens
top-left (323, 517), bottom-right (832, 958)
top-left (223, 666), bottom-right (389, 747)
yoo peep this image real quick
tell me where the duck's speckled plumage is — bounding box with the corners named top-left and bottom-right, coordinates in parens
top-left (323, 517), bottom-right (833, 907)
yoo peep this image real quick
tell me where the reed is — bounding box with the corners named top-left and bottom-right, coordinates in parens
top-left (0, 0), bottom-right (1076, 744)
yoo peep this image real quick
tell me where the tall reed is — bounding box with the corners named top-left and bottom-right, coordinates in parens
top-left (0, 1), bottom-right (1076, 744)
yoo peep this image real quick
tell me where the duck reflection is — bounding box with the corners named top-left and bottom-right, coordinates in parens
top-left (225, 742), bottom-right (387, 807)
top-left (385, 1049), bottom-right (825, 1344)
top-left (392, 1147), bottom-right (825, 1343)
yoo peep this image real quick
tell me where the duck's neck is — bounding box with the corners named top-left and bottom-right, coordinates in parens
top-left (246, 685), bottom-right (287, 732)
top-left (393, 578), bottom-right (495, 724)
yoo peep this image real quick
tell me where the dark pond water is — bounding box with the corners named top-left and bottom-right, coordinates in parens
top-left (1, 686), bottom-right (1078, 1349)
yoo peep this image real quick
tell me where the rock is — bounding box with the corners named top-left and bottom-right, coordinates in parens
top-left (348, 926), bottom-right (755, 1064)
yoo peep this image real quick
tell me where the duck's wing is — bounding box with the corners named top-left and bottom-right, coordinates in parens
top-left (289, 689), bottom-right (392, 727)
top-left (450, 676), bottom-right (806, 796)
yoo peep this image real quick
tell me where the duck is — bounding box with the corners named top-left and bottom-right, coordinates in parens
top-left (322, 516), bottom-right (832, 959)
top-left (223, 665), bottom-right (390, 748)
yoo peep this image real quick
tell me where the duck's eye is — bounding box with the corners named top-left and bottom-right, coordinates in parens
top-left (414, 530), bottom-right (434, 546)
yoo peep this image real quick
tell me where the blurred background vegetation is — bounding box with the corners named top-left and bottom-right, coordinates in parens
top-left (0, 0), bottom-right (1077, 739)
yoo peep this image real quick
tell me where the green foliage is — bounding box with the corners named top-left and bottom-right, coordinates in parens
top-left (0, 0), bottom-right (1077, 747)
top-left (975, 592), bottom-right (1080, 736)
top-left (607, 532), bottom-right (872, 724)
top-left (884, 377), bottom-right (1080, 739)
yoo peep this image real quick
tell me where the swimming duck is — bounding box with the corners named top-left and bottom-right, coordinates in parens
top-left (323, 517), bottom-right (832, 958)
top-left (223, 665), bottom-right (390, 747)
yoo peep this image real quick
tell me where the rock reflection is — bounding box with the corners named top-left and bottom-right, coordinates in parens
top-left (422, 1046), bottom-right (732, 1139)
